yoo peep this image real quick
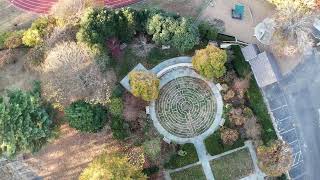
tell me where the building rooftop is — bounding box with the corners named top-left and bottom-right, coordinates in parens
top-left (241, 44), bottom-right (260, 62)
top-left (248, 52), bottom-right (281, 87)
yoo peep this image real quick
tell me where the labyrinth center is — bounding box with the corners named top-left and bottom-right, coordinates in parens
top-left (155, 76), bottom-right (217, 138)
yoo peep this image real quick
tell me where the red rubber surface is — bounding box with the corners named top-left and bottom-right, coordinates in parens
top-left (8, 0), bottom-right (141, 14)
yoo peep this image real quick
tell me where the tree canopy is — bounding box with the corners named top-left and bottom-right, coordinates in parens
top-left (129, 71), bottom-right (160, 101)
top-left (65, 100), bottom-right (108, 133)
top-left (257, 140), bottom-right (293, 177)
top-left (79, 153), bottom-right (147, 180)
top-left (0, 84), bottom-right (52, 157)
top-left (192, 44), bottom-right (227, 79)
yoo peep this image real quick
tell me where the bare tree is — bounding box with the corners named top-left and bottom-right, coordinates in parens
top-left (41, 42), bottom-right (115, 108)
top-left (271, 3), bottom-right (318, 57)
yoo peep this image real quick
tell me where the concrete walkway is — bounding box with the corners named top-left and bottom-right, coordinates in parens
top-left (194, 140), bottom-right (215, 180)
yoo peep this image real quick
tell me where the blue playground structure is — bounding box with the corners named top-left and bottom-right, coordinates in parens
top-left (232, 3), bottom-right (245, 20)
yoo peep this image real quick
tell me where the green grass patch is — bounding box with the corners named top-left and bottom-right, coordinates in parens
top-left (170, 165), bottom-right (206, 180)
top-left (165, 143), bottom-right (199, 169)
top-left (231, 45), bottom-right (251, 78)
top-left (148, 47), bottom-right (180, 66)
top-left (247, 78), bottom-right (277, 144)
top-left (205, 131), bottom-right (245, 156)
top-left (210, 148), bottom-right (254, 180)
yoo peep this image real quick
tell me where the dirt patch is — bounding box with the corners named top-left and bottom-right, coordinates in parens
top-left (0, 48), bottom-right (39, 96)
top-left (131, 0), bottom-right (205, 18)
top-left (24, 124), bottom-right (121, 180)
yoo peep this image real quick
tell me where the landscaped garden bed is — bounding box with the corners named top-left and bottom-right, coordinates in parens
top-left (170, 165), bottom-right (206, 180)
top-left (210, 148), bottom-right (254, 180)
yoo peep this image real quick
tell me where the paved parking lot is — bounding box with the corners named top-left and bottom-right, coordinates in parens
top-left (262, 50), bottom-right (320, 179)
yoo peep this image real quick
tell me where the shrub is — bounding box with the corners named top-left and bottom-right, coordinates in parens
top-left (65, 100), bottom-right (108, 133)
top-left (110, 116), bottom-right (128, 140)
top-left (165, 143), bottom-right (199, 169)
top-left (198, 21), bottom-right (218, 41)
top-left (80, 153), bottom-right (147, 180)
top-left (142, 138), bottom-right (161, 161)
top-left (26, 45), bottom-right (47, 66)
top-left (22, 17), bottom-right (57, 47)
top-left (142, 166), bottom-right (159, 176)
top-left (257, 140), bottom-right (293, 177)
top-left (0, 85), bottom-right (52, 157)
top-left (231, 45), bottom-right (251, 78)
top-left (109, 97), bottom-right (123, 117)
top-left (247, 78), bottom-right (277, 144)
top-left (171, 18), bottom-right (200, 52)
top-left (0, 32), bottom-right (10, 49)
top-left (22, 29), bottom-right (43, 47)
top-left (4, 31), bottom-right (24, 49)
top-left (220, 128), bottom-right (239, 145)
top-left (192, 44), bottom-right (227, 79)
top-left (77, 8), bottom-right (137, 46)
top-left (129, 71), bottom-right (160, 101)
top-left (146, 13), bottom-right (177, 46)
top-left (95, 52), bottom-right (111, 73)
top-left (146, 13), bottom-right (199, 52)
top-left (205, 131), bottom-right (245, 156)
top-left (111, 84), bottom-right (125, 98)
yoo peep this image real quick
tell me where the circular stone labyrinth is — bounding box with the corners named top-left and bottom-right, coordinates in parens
top-left (155, 76), bottom-right (217, 138)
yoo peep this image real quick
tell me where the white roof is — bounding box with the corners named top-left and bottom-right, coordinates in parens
top-left (241, 44), bottom-right (259, 62)
top-left (249, 52), bottom-right (280, 87)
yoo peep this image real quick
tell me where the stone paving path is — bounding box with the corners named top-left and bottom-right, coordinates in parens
top-left (194, 140), bottom-right (215, 180)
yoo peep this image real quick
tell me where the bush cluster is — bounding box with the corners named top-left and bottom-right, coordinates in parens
top-left (65, 100), bottom-right (108, 133)
top-left (77, 8), bottom-right (200, 52)
top-left (198, 21), bottom-right (218, 42)
top-left (0, 83), bottom-right (52, 157)
top-left (22, 17), bottom-right (57, 47)
top-left (0, 31), bottom-right (24, 49)
top-left (108, 95), bottom-right (128, 140)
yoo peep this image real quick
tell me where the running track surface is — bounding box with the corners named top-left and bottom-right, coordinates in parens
top-left (7, 0), bottom-right (141, 14)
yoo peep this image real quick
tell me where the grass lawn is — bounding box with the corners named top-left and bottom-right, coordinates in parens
top-left (165, 143), bottom-right (199, 169)
top-left (170, 165), bottom-right (206, 180)
top-left (205, 131), bottom-right (245, 156)
top-left (210, 148), bottom-right (254, 180)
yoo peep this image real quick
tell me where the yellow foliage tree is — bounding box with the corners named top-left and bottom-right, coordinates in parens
top-left (129, 71), bottom-right (160, 101)
top-left (257, 140), bottom-right (293, 177)
top-left (192, 44), bottom-right (227, 79)
top-left (80, 153), bottom-right (147, 180)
